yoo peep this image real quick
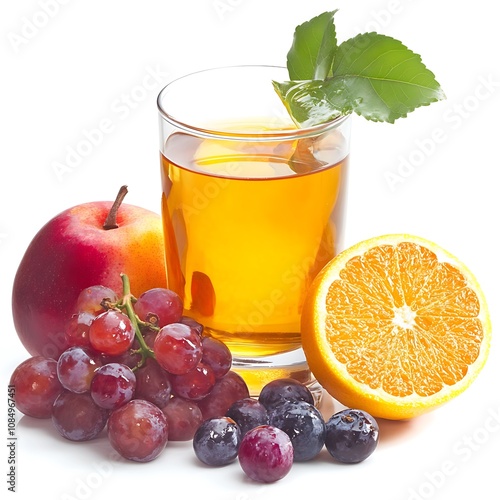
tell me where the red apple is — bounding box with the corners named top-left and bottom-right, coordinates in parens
top-left (12, 186), bottom-right (168, 359)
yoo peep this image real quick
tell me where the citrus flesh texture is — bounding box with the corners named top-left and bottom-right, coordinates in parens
top-left (301, 234), bottom-right (491, 420)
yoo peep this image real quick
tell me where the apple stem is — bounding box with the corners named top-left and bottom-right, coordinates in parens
top-left (120, 273), bottom-right (155, 368)
top-left (103, 185), bottom-right (128, 230)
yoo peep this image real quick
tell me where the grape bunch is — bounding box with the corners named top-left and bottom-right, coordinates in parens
top-left (10, 273), bottom-right (380, 477)
top-left (10, 275), bottom-right (249, 462)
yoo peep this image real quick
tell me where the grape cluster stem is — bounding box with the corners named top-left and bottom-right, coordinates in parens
top-left (118, 273), bottom-right (158, 370)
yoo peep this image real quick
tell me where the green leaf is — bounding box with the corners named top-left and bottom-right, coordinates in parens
top-left (286, 10), bottom-right (338, 80)
top-left (275, 33), bottom-right (445, 126)
top-left (272, 79), bottom-right (347, 127)
top-left (331, 33), bottom-right (446, 123)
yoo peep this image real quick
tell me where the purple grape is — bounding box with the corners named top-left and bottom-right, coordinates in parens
top-left (57, 346), bottom-right (102, 393)
top-left (10, 357), bottom-right (63, 419)
top-left (100, 340), bottom-right (142, 369)
top-left (170, 363), bottom-right (215, 401)
top-left (238, 425), bottom-right (294, 483)
top-left (324, 409), bottom-right (379, 463)
top-left (65, 311), bottom-right (94, 347)
top-left (268, 400), bottom-right (325, 461)
top-left (153, 323), bottom-right (202, 375)
top-left (226, 398), bottom-right (268, 435)
top-left (193, 417), bottom-right (241, 466)
top-left (161, 397), bottom-right (203, 441)
top-left (258, 378), bottom-right (314, 410)
top-left (88, 310), bottom-right (135, 357)
top-left (197, 370), bottom-right (249, 420)
top-left (90, 363), bottom-right (136, 410)
top-left (134, 358), bottom-right (172, 408)
top-left (180, 316), bottom-right (204, 336)
top-left (201, 336), bottom-right (232, 379)
top-left (134, 288), bottom-right (183, 328)
top-left (107, 399), bottom-right (169, 462)
top-left (142, 330), bottom-right (157, 350)
top-left (52, 391), bottom-right (109, 441)
top-left (75, 285), bottom-right (118, 315)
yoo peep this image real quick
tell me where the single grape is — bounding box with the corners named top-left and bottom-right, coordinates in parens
top-left (180, 316), bottom-right (204, 336)
top-left (52, 391), bottom-right (109, 441)
top-left (89, 310), bottom-right (135, 356)
top-left (170, 363), bottom-right (215, 401)
top-left (76, 285), bottom-right (118, 314)
top-left (134, 288), bottom-right (183, 328)
top-left (100, 335), bottom-right (147, 368)
top-left (107, 399), bottom-right (169, 462)
top-left (197, 370), bottom-right (250, 420)
top-left (201, 336), bottom-right (232, 379)
top-left (258, 378), bottom-right (314, 410)
top-left (10, 357), bottom-right (63, 418)
top-left (238, 425), bottom-right (294, 483)
top-left (57, 346), bottom-right (102, 393)
top-left (142, 330), bottom-right (157, 350)
top-left (268, 400), bottom-right (325, 461)
top-left (90, 363), bottom-right (136, 410)
top-left (100, 344), bottom-right (142, 370)
top-left (134, 358), bottom-right (172, 408)
top-left (153, 323), bottom-right (202, 375)
top-left (324, 409), bottom-right (379, 463)
top-left (161, 397), bottom-right (203, 441)
top-left (226, 398), bottom-right (269, 436)
top-left (193, 417), bottom-right (241, 466)
top-left (65, 311), bottom-right (94, 347)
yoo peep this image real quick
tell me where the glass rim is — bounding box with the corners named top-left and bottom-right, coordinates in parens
top-left (157, 64), bottom-right (350, 142)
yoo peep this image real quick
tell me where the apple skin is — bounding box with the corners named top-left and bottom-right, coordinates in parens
top-left (12, 201), bottom-right (168, 359)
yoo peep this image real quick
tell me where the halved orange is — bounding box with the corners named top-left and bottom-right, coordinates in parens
top-left (301, 234), bottom-right (491, 420)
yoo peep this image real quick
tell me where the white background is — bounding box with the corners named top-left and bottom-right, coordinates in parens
top-left (1, 1), bottom-right (498, 499)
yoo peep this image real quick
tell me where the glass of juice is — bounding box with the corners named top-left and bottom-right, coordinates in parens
top-left (157, 65), bottom-right (350, 398)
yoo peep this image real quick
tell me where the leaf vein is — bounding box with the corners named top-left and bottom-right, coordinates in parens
top-left (335, 74), bottom-right (440, 92)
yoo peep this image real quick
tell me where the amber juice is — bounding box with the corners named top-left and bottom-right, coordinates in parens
top-left (160, 122), bottom-right (348, 358)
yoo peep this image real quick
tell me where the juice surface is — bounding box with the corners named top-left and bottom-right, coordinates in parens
top-left (161, 122), bottom-right (348, 357)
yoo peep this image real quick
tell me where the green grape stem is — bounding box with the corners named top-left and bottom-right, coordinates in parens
top-left (120, 273), bottom-right (155, 368)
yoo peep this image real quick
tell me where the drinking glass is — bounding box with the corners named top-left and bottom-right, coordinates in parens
top-left (157, 65), bottom-right (351, 398)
